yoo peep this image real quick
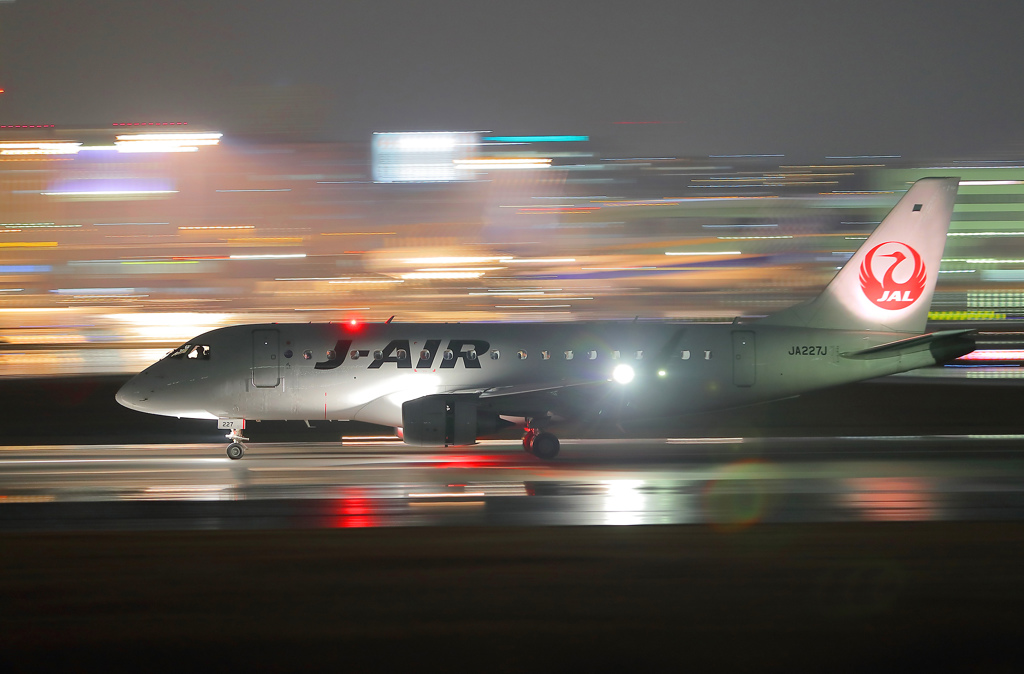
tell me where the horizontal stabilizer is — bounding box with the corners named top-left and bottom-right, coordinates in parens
top-left (841, 329), bottom-right (975, 361)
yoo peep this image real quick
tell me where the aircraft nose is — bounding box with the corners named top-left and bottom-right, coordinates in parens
top-left (115, 373), bottom-right (149, 411)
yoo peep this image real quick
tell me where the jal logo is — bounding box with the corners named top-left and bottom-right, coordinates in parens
top-left (858, 241), bottom-right (927, 310)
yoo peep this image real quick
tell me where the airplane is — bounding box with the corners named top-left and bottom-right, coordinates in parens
top-left (116, 177), bottom-right (973, 460)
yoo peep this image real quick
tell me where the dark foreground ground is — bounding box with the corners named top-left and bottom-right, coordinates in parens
top-left (3, 523), bottom-right (1024, 673)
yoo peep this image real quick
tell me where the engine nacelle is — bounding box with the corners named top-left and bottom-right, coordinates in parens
top-left (401, 394), bottom-right (479, 446)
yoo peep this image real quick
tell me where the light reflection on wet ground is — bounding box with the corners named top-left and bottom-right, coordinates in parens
top-left (3, 435), bottom-right (1024, 530)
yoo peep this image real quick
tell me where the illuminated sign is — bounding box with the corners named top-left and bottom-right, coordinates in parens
top-left (372, 132), bottom-right (479, 183)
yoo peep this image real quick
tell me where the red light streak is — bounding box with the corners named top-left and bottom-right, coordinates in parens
top-left (842, 477), bottom-right (936, 521)
top-left (328, 495), bottom-right (380, 528)
top-left (435, 453), bottom-right (510, 470)
top-left (112, 122), bottom-right (189, 126)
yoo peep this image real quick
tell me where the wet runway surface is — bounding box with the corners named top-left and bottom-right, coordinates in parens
top-left (6, 434), bottom-right (1024, 530)
top-left (9, 435), bottom-right (1024, 671)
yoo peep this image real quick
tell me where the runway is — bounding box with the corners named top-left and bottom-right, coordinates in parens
top-left (5, 434), bottom-right (1024, 530)
top-left (8, 434), bottom-right (1024, 670)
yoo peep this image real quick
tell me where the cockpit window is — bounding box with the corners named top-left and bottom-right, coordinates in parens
top-left (167, 344), bottom-right (211, 360)
top-left (167, 344), bottom-right (192, 359)
top-left (188, 345), bottom-right (211, 360)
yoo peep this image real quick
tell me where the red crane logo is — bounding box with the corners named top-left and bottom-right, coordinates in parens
top-left (859, 242), bottom-right (927, 310)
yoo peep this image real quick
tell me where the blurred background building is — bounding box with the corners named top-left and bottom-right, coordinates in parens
top-left (1, 122), bottom-right (1021, 375)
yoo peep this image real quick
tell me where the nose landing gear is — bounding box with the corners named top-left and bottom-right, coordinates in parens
top-left (225, 430), bottom-right (249, 460)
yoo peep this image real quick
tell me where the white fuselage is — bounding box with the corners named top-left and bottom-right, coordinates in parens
top-left (116, 320), bottom-right (946, 430)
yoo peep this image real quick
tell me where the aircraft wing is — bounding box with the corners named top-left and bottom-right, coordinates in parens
top-left (450, 379), bottom-right (610, 398)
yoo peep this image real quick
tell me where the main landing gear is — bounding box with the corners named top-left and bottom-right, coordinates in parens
top-left (225, 430), bottom-right (249, 460)
top-left (522, 425), bottom-right (560, 460)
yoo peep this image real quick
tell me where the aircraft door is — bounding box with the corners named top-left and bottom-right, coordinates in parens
top-left (252, 329), bottom-right (281, 388)
top-left (732, 331), bottom-right (756, 387)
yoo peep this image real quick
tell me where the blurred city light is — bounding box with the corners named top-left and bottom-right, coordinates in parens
top-left (1, 123), bottom-right (1024, 375)
top-left (453, 157), bottom-right (551, 170)
top-left (372, 131), bottom-right (479, 182)
top-left (0, 141), bottom-right (83, 156)
top-left (482, 135), bottom-right (589, 143)
top-left (115, 132), bottom-right (222, 153)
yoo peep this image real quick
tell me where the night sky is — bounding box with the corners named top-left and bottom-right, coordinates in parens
top-left (1, 0), bottom-right (1022, 159)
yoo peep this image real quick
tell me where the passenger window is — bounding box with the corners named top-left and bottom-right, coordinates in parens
top-left (443, 349), bottom-right (454, 361)
top-left (303, 350), bottom-right (312, 360)
top-left (467, 350), bottom-right (478, 361)
top-left (681, 350), bottom-right (690, 360)
top-left (517, 350), bottom-right (528, 360)
top-left (563, 350), bottom-right (574, 360)
top-left (327, 350), bottom-right (337, 361)
top-left (635, 350), bottom-right (644, 360)
top-left (373, 350), bottom-right (383, 360)
top-left (586, 350), bottom-right (597, 360)
top-left (704, 350), bottom-right (712, 360)
top-left (611, 350), bottom-right (620, 360)
top-left (351, 350), bottom-right (360, 360)
top-left (396, 349), bottom-right (408, 360)
top-left (419, 349), bottom-right (430, 361)
top-left (490, 350), bottom-right (500, 360)
top-left (542, 350), bottom-right (551, 360)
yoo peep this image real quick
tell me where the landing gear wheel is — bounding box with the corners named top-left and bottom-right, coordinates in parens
top-left (522, 429), bottom-right (536, 454)
top-left (531, 432), bottom-right (560, 460)
top-left (226, 442), bottom-right (246, 460)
